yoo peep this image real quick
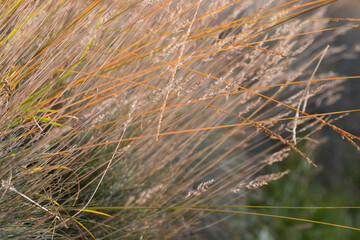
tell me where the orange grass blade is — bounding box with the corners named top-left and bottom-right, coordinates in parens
top-left (72, 209), bottom-right (113, 218)
top-left (67, 206), bottom-right (360, 231)
top-left (40, 108), bottom-right (360, 159)
top-left (72, 219), bottom-right (96, 240)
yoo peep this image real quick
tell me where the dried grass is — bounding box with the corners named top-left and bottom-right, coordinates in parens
top-left (0, 0), bottom-right (359, 239)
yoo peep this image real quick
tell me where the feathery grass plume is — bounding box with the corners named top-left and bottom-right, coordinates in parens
top-left (0, 0), bottom-right (359, 239)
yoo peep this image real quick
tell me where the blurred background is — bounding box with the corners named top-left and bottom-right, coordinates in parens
top-left (197, 1), bottom-right (360, 239)
top-left (247, 1), bottom-right (360, 239)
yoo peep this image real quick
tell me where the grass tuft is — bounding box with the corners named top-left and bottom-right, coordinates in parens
top-left (0, 0), bottom-right (359, 239)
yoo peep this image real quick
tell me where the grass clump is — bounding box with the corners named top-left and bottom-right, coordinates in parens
top-left (0, 0), bottom-right (359, 239)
